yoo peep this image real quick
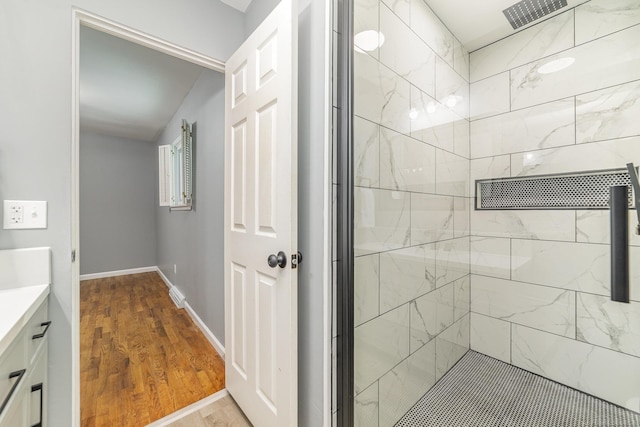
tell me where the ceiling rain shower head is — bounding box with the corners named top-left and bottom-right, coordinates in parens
top-left (503, 0), bottom-right (568, 30)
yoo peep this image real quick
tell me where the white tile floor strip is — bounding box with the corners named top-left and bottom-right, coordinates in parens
top-left (395, 351), bottom-right (640, 427)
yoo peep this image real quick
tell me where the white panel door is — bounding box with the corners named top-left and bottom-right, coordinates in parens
top-left (224, 1), bottom-right (298, 426)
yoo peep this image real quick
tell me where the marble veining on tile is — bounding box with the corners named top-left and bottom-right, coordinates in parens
top-left (355, 0), bottom-right (379, 58)
top-left (410, 0), bottom-right (454, 66)
top-left (355, 304), bottom-right (410, 394)
top-left (410, 193), bottom-right (454, 244)
top-left (470, 98), bottom-right (575, 159)
top-left (453, 116), bottom-right (470, 158)
top-left (471, 209), bottom-right (576, 241)
top-left (575, 0), bottom-right (640, 45)
top-left (577, 293), bottom-right (640, 357)
top-left (453, 38), bottom-right (469, 82)
top-left (355, 187), bottom-right (411, 256)
top-left (380, 3), bottom-right (436, 97)
top-left (435, 57), bottom-right (469, 119)
top-left (355, 253), bottom-right (380, 326)
top-left (381, 0), bottom-right (410, 25)
top-left (435, 314), bottom-right (470, 380)
top-left (511, 239), bottom-right (616, 297)
top-left (355, 381), bottom-right (379, 427)
top-left (453, 275), bottom-right (470, 322)
top-left (379, 339), bottom-right (436, 427)
top-left (470, 12), bottom-right (574, 83)
top-left (435, 149), bottom-right (469, 197)
top-left (410, 283), bottom-right (454, 352)
top-left (435, 237), bottom-right (470, 288)
top-left (470, 72), bottom-right (510, 120)
top-left (510, 135), bottom-right (640, 177)
top-left (576, 80), bottom-right (640, 144)
top-left (470, 236), bottom-right (511, 279)
top-left (410, 86), bottom-right (456, 153)
top-left (355, 52), bottom-right (411, 135)
top-left (510, 24), bottom-right (640, 111)
top-left (511, 324), bottom-right (640, 412)
top-left (471, 275), bottom-right (576, 338)
top-left (470, 312), bottom-right (511, 363)
top-left (380, 244), bottom-right (437, 314)
top-left (453, 197), bottom-right (470, 238)
top-left (355, 116), bottom-right (380, 187)
top-left (576, 210), bottom-right (640, 247)
top-left (380, 127), bottom-right (436, 193)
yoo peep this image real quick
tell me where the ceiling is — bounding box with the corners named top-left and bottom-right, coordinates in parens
top-left (424, 0), bottom-right (590, 52)
top-left (79, 26), bottom-right (204, 142)
top-left (220, 0), bottom-right (254, 12)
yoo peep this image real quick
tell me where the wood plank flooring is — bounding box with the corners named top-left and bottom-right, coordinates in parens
top-left (80, 272), bottom-right (225, 427)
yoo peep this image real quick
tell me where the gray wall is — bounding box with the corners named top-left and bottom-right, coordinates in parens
top-left (244, 0), bottom-right (280, 37)
top-left (79, 132), bottom-right (157, 275)
top-left (297, 0), bottom-right (329, 424)
top-left (155, 69), bottom-right (226, 344)
top-left (0, 1), bottom-right (244, 425)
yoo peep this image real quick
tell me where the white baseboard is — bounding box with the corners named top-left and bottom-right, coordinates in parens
top-left (79, 266), bottom-right (157, 281)
top-left (185, 301), bottom-right (226, 360)
top-left (155, 267), bottom-right (226, 359)
top-left (145, 388), bottom-right (229, 427)
top-left (155, 267), bottom-right (173, 289)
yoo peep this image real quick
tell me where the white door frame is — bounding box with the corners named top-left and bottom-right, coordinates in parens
top-left (70, 9), bottom-right (226, 426)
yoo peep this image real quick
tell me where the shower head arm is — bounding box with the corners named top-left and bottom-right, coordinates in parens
top-left (626, 163), bottom-right (640, 233)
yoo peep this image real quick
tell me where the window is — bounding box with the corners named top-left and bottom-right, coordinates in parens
top-left (159, 119), bottom-right (193, 210)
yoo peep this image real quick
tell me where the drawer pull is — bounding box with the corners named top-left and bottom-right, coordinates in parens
top-left (0, 369), bottom-right (26, 416)
top-left (31, 383), bottom-right (43, 427)
top-left (32, 321), bottom-right (52, 340)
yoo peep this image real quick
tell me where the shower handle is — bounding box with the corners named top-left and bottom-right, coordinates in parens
top-left (626, 163), bottom-right (640, 234)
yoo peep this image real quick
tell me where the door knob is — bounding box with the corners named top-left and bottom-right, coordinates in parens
top-left (268, 251), bottom-right (287, 268)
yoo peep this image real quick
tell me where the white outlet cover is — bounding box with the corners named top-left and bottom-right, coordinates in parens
top-left (3, 200), bottom-right (48, 229)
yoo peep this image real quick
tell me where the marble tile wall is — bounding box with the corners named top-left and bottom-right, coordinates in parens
top-left (468, 0), bottom-right (640, 414)
top-left (353, 0), bottom-right (471, 425)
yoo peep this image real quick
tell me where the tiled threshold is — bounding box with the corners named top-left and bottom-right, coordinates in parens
top-left (396, 351), bottom-right (640, 427)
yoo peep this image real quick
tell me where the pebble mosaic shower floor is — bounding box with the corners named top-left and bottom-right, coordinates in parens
top-left (395, 351), bottom-right (640, 427)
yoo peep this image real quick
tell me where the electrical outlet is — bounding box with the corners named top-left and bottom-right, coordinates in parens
top-left (3, 200), bottom-right (47, 229)
top-left (174, 264), bottom-right (177, 274)
top-left (9, 205), bottom-right (23, 224)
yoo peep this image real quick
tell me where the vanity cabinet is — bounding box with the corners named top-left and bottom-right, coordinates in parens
top-left (0, 298), bottom-right (49, 427)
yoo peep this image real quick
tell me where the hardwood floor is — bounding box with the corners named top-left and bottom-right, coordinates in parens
top-left (80, 272), bottom-right (225, 427)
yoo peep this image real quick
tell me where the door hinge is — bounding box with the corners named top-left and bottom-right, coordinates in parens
top-left (291, 251), bottom-right (303, 269)
top-left (71, 249), bottom-right (76, 263)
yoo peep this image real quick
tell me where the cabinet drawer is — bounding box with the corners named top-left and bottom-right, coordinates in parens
top-left (0, 333), bottom-right (26, 421)
top-left (0, 388), bottom-right (26, 427)
top-left (27, 299), bottom-right (49, 365)
top-left (28, 347), bottom-right (47, 427)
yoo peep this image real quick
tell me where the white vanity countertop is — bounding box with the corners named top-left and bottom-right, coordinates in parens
top-left (0, 284), bottom-right (49, 359)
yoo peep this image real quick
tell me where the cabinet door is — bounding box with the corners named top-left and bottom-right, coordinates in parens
top-left (28, 348), bottom-right (47, 427)
top-left (0, 390), bottom-right (26, 427)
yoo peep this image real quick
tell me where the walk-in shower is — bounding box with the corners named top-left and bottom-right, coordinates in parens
top-left (334, 0), bottom-right (640, 425)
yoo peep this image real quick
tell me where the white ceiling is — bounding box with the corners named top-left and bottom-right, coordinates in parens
top-left (220, 0), bottom-right (254, 12)
top-left (424, 0), bottom-right (589, 52)
top-left (79, 26), bottom-right (204, 142)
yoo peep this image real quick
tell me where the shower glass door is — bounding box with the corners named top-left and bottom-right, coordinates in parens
top-left (349, 0), bottom-right (640, 425)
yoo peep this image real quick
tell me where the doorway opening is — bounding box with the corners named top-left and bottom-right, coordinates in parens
top-left (73, 12), bottom-right (229, 426)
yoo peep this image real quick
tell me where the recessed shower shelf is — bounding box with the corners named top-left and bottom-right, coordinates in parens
top-left (475, 168), bottom-right (636, 210)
